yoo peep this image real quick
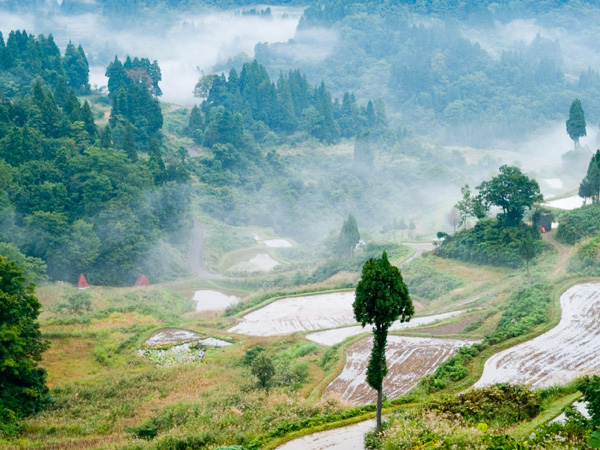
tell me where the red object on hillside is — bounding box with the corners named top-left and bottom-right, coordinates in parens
top-left (134, 274), bottom-right (150, 287)
top-left (541, 227), bottom-right (546, 233)
top-left (78, 273), bottom-right (89, 289)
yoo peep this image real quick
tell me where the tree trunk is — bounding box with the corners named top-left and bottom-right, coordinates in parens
top-left (376, 388), bottom-right (383, 431)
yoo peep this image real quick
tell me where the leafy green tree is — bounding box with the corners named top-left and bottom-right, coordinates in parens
top-left (566, 99), bottom-right (586, 148)
top-left (477, 165), bottom-right (543, 226)
top-left (0, 256), bottom-right (48, 430)
top-left (455, 184), bottom-right (487, 230)
top-left (251, 354), bottom-right (275, 390)
top-left (353, 251), bottom-right (413, 431)
top-left (335, 214), bottom-right (360, 258)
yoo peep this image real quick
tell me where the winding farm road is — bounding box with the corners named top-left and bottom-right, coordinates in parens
top-left (187, 220), bottom-right (224, 279)
top-left (542, 229), bottom-right (572, 279)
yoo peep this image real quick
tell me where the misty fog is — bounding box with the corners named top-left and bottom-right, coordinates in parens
top-left (1, 6), bottom-right (308, 104)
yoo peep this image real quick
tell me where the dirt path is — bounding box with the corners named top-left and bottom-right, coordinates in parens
top-left (276, 419), bottom-right (375, 450)
top-left (543, 230), bottom-right (572, 279)
top-left (187, 220), bottom-right (224, 279)
top-left (401, 242), bottom-right (435, 266)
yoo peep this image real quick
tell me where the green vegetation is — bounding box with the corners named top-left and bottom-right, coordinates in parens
top-left (566, 99), bottom-right (587, 147)
top-left (567, 232), bottom-right (600, 275)
top-left (0, 256), bottom-right (48, 435)
top-left (0, 31), bottom-right (191, 285)
top-left (353, 251), bottom-right (413, 430)
top-left (556, 205), bottom-right (600, 244)
top-left (401, 256), bottom-right (466, 300)
top-left (437, 219), bottom-right (544, 268)
top-left (438, 166), bottom-right (545, 268)
top-left (423, 284), bottom-right (551, 390)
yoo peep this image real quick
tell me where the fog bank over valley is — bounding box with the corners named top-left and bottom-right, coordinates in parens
top-left (1, 6), bottom-right (308, 104)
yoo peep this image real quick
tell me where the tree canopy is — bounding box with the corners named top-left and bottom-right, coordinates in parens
top-left (477, 165), bottom-right (543, 226)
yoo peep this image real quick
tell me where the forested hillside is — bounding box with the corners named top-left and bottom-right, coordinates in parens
top-left (0, 31), bottom-right (190, 285)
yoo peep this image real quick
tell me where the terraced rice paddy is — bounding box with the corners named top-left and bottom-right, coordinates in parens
top-left (324, 336), bottom-right (470, 404)
top-left (475, 283), bottom-right (600, 387)
top-left (306, 310), bottom-right (464, 346)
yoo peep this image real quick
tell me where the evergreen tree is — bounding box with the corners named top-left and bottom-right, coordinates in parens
top-left (99, 125), bottom-right (113, 148)
top-left (335, 214), bottom-right (360, 258)
top-left (353, 251), bottom-right (413, 431)
top-left (105, 56), bottom-right (126, 98)
top-left (566, 98), bottom-right (586, 148)
top-left (579, 150), bottom-right (600, 203)
top-left (122, 122), bottom-right (137, 162)
top-left (148, 138), bottom-right (165, 177)
top-left (80, 101), bottom-right (96, 138)
top-left (63, 42), bottom-right (89, 93)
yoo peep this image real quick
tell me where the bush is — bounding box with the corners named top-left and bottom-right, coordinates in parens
top-left (127, 402), bottom-right (204, 440)
top-left (437, 219), bottom-right (544, 268)
top-left (428, 384), bottom-right (541, 426)
top-left (557, 204), bottom-right (600, 244)
top-left (567, 232), bottom-right (600, 275)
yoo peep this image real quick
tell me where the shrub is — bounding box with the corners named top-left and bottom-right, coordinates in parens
top-left (557, 204), bottom-right (600, 244)
top-left (567, 232), bottom-right (600, 275)
top-left (428, 384), bottom-right (541, 426)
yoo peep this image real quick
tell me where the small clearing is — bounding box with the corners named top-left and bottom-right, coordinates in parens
top-left (475, 283), bottom-right (600, 388)
top-left (543, 195), bottom-right (585, 210)
top-left (276, 419), bottom-right (375, 450)
top-left (306, 310), bottom-right (464, 346)
top-left (228, 291), bottom-right (356, 336)
top-left (193, 290), bottom-right (240, 311)
top-left (324, 336), bottom-right (470, 405)
top-left (264, 239), bottom-right (293, 248)
top-left (229, 253), bottom-right (280, 272)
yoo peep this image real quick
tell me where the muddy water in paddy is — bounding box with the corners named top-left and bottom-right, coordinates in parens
top-left (476, 283), bottom-right (600, 387)
top-left (325, 335), bottom-right (471, 405)
top-left (276, 419), bottom-right (375, 450)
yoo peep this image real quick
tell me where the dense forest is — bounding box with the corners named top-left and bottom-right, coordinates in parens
top-left (0, 30), bottom-right (190, 285)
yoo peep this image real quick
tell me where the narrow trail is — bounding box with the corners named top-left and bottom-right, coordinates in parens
top-left (543, 229), bottom-right (572, 279)
top-left (401, 242), bottom-right (435, 267)
top-left (187, 220), bottom-right (225, 280)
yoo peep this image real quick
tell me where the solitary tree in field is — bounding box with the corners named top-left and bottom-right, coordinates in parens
top-left (566, 99), bottom-right (586, 148)
top-left (353, 252), bottom-right (413, 431)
